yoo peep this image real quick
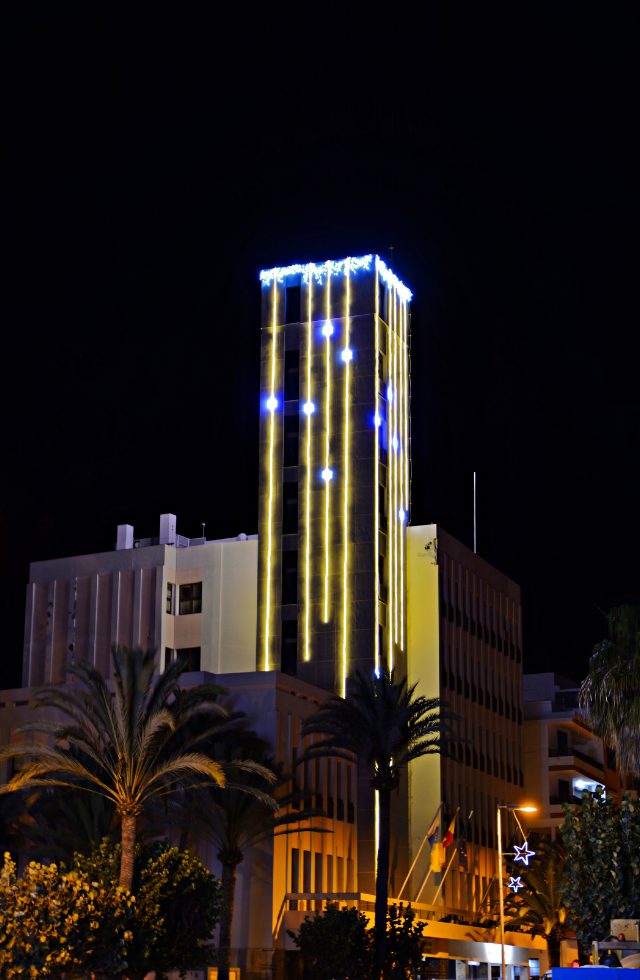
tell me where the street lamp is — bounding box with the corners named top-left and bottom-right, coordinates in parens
top-left (496, 803), bottom-right (537, 980)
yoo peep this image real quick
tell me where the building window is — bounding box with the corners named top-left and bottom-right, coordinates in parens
top-left (281, 549), bottom-right (298, 605)
top-left (281, 619), bottom-right (297, 676)
top-left (285, 284), bottom-right (301, 325)
top-left (165, 583), bottom-right (175, 615)
top-left (176, 647), bottom-right (201, 671)
top-left (282, 480), bottom-right (299, 534)
top-left (179, 582), bottom-right (202, 615)
top-left (378, 281), bottom-right (387, 323)
top-left (283, 412), bottom-right (300, 466)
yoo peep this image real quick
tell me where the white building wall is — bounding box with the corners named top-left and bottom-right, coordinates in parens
top-left (23, 533), bottom-right (258, 684)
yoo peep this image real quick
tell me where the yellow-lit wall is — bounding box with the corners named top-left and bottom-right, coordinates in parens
top-left (406, 524), bottom-right (443, 897)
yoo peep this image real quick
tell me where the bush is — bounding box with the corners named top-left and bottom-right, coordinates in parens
top-left (288, 902), bottom-right (426, 980)
top-left (0, 851), bottom-right (134, 978)
top-left (76, 838), bottom-right (222, 978)
top-left (288, 903), bottom-right (372, 980)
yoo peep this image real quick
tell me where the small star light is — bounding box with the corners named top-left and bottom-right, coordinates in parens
top-left (513, 841), bottom-right (536, 866)
top-left (508, 876), bottom-right (524, 893)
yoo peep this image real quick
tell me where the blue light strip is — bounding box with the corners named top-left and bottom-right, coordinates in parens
top-left (259, 253), bottom-right (413, 303)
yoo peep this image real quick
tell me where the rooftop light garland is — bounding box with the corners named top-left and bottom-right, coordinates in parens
top-left (259, 254), bottom-right (413, 303)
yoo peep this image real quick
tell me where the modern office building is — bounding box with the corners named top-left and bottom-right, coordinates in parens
top-left (523, 672), bottom-right (621, 836)
top-left (407, 524), bottom-right (526, 913)
top-left (257, 255), bottom-right (411, 695)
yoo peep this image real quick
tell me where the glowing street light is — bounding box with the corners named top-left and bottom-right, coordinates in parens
top-left (496, 803), bottom-right (537, 980)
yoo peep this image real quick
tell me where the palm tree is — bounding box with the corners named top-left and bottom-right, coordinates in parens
top-left (302, 666), bottom-right (451, 979)
top-left (579, 605), bottom-right (640, 777)
top-left (504, 837), bottom-right (569, 967)
top-left (0, 647), bottom-right (227, 890)
top-left (183, 737), bottom-right (324, 980)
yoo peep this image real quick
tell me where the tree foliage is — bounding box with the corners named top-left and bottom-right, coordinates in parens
top-left (0, 851), bottom-right (134, 978)
top-left (289, 903), bottom-right (372, 980)
top-left (288, 902), bottom-right (426, 980)
top-left (560, 788), bottom-right (640, 946)
top-left (75, 837), bottom-right (221, 979)
top-left (0, 647), bottom-right (227, 890)
top-left (579, 605), bottom-right (640, 777)
top-left (383, 903), bottom-right (426, 980)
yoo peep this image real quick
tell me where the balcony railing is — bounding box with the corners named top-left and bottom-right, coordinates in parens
top-left (548, 747), bottom-right (603, 770)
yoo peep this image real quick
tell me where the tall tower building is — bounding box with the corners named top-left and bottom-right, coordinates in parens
top-left (257, 255), bottom-right (412, 696)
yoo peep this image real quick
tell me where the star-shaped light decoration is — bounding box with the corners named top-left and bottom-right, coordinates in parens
top-left (508, 876), bottom-right (524, 893)
top-left (513, 840), bottom-right (536, 866)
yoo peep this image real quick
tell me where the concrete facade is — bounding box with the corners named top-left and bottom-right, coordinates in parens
top-left (407, 524), bottom-right (527, 914)
top-left (22, 517), bottom-right (258, 686)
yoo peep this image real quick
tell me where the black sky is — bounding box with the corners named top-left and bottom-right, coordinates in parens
top-left (3, 7), bottom-right (640, 688)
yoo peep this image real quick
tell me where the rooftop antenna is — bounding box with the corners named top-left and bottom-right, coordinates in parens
top-left (473, 471), bottom-right (477, 554)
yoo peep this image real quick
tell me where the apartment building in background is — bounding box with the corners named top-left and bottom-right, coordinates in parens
top-left (523, 672), bottom-right (621, 836)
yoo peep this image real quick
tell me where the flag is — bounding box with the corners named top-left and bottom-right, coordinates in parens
top-left (442, 813), bottom-right (457, 848)
top-left (457, 833), bottom-right (468, 872)
top-left (429, 841), bottom-right (444, 872)
top-left (427, 809), bottom-right (441, 846)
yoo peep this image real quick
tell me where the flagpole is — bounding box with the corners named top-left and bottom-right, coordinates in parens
top-left (397, 803), bottom-right (441, 901)
top-left (431, 848), bottom-right (457, 905)
top-left (415, 866), bottom-right (434, 904)
top-left (479, 872), bottom-right (496, 911)
top-left (431, 809), bottom-right (473, 907)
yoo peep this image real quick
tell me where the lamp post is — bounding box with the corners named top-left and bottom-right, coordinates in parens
top-left (496, 803), bottom-right (537, 980)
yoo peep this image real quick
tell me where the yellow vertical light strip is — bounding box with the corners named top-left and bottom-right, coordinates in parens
top-left (399, 293), bottom-right (405, 652)
top-left (375, 788), bottom-right (380, 876)
top-left (374, 266), bottom-right (380, 672)
top-left (403, 301), bottom-right (410, 650)
top-left (388, 303), bottom-right (394, 670)
top-left (322, 268), bottom-right (332, 623)
top-left (393, 286), bottom-right (400, 650)
top-left (304, 268), bottom-right (313, 661)
top-left (264, 280), bottom-right (278, 670)
top-left (341, 261), bottom-right (351, 697)
top-left (403, 300), bottom-right (409, 514)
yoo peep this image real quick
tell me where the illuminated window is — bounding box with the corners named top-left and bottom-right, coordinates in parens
top-left (178, 582), bottom-right (202, 615)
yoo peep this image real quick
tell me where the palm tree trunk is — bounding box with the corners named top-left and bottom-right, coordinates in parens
top-left (374, 788), bottom-right (391, 979)
top-left (119, 812), bottom-right (137, 890)
top-left (547, 930), bottom-right (561, 968)
top-left (218, 856), bottom-right (241, 980)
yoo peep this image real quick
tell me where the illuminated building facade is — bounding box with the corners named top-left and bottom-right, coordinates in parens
top-left (407, 524), bottom-right (526, 914)
top-left (257, 255), bottom-right (411, 695)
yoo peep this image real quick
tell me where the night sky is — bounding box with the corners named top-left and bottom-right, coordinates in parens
top-left (3, 8), bottom-right (639, 689)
